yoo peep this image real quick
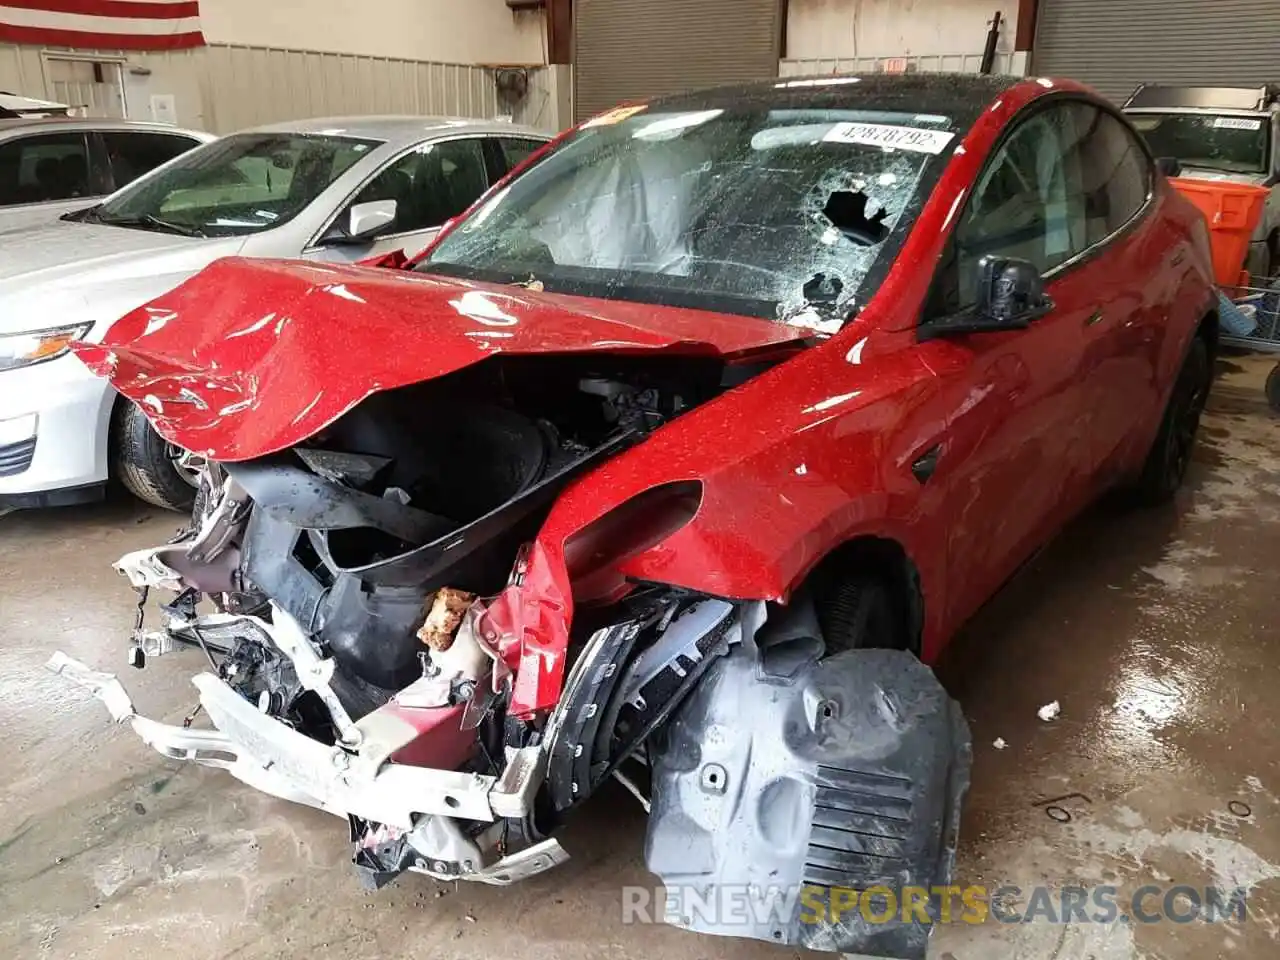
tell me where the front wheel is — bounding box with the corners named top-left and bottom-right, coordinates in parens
top-left (1132, 336), bottom-right (1211, 505)
top-left (110, 401), bottom-right (197, 512)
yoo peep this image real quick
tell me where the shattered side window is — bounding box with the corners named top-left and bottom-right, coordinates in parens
top-left (421, 107), bottom-right (955, 327)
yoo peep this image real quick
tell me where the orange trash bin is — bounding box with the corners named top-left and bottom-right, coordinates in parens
top-left (1168, 177), bottom-right (1270, 287)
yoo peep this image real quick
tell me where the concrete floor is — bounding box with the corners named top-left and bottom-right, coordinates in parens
top-left (1, 354), bottom-right (1277, 960)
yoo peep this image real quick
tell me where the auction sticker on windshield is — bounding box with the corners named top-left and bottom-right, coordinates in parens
top-left (582, 104), bottom-right (648, 128)
top-left (1213, 117), bottom-right (1263, 130)
top-left (823, 121), bottom-right (955, 154)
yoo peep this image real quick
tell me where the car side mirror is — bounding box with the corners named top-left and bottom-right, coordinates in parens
top-left (1155, 156), bottom-right (1183, 178)
top-left (977, 256), bottom-right (1053, 326)
top-left (327, 199), bottom-right (397, 245)
top-left (922, 256), bottom-right (1054, 340)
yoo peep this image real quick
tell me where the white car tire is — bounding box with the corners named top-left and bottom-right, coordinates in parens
top-left (110, 401), bottom-right (196, 512)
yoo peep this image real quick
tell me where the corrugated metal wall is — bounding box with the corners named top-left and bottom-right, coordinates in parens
top-left (199, 45), bottom-right (502, 130)
top-left (0, 42), bottom-right (558, 133)
top-left (1033, 0), bottom-right (1280, 102)
top-left (781, 52), bottom-right (1023, 77)
top-left (573, 0), bottom-right (783, 122)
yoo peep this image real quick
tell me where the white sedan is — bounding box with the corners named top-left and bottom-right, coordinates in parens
top-left (0, 115), bottom-right (548, 510)
top-left (0, 115), bottom-right (213, 234)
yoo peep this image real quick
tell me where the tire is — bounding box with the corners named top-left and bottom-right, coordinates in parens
top-left (1133, 335), bottom-right (1211, 505)
top-left (110, 401), bottom-right (197, 512)
top-left (1266, 363), bottom-right (1280, 413)
top-left (816, 574), bottom-right (908, 654)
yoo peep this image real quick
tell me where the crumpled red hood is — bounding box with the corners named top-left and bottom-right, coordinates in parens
top-left (74, 257), bottom-right (805, 461)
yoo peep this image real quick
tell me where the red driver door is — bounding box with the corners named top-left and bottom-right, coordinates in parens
top-left (912, 100), bottom-right (1111, 632)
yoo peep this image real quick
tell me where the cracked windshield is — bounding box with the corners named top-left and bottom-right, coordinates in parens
top-left (421, 105), bottom-right (954, 330)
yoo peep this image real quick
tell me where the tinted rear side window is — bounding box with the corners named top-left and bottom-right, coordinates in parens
top-left (416, 139), bottom-right (490, 227)
top-left (0, 132), bottom-right (91, 206)
top-left (1100, 114), bottom-right (1151, 233)
top-left (1072, 105), bottom-right (1151, 244)
top-left (498, 137), bottom-right (544, 173)
top-left (102, 131), bottom-right (201, 189)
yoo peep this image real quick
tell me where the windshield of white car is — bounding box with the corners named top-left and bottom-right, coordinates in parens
top-left (1128, 113), bottom-right (1270, 174)
top-left (417, 107), bottom-right (954, 325)
top-left (92, 132), bottom-right (380, 237)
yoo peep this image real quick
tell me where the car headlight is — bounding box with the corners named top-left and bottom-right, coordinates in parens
top-left (0, 323), bottom-right (93, 372)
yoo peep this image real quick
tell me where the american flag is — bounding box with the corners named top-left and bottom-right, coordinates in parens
top-left (0, 1), bottom-right (204, 51)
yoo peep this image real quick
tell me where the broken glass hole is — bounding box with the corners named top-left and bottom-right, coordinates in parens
top-left (822, 188), bottom-right (890, 246)
top-left (802, 272), bottom-right (843, 307)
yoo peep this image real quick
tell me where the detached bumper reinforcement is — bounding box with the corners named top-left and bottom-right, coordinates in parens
top-left (47, 652), bottom-right (533, 828)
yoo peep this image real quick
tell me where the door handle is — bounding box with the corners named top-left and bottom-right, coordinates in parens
top-left (1084, 309), bottom-right (1105, 328)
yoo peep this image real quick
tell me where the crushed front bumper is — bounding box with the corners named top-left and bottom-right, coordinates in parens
top-left (47, 652), bottom-right (566, 885)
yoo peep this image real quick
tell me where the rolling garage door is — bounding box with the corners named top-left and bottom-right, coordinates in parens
top-left (1033, 0), bottom-right (1280, 103)
top-left (573, 0), bottom-right (783, 122)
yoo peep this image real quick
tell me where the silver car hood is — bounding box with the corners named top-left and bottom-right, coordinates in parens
top-left (0, 198), bottom-right (98, 237)
top-left (0, 220), bottom-right (242, 286)
top-left (0, 220), bottom-right (244, 335)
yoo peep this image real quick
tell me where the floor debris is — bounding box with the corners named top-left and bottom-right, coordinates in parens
top-left (1037, 700), bottom-right (1061, 722)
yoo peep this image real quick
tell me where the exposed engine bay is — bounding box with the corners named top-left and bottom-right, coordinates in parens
top-left (52, 349), bottom-right (971, 959)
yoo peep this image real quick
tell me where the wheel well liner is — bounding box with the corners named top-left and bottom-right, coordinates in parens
top-left (802, 535), bottom-right (924, 656)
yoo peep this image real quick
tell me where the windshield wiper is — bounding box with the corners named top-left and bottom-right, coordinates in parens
top-left (97, 213), bottom-right (206, 238)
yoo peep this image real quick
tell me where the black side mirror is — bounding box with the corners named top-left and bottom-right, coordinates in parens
top-left (1156, 156), bottom-right (1183, 178)
top-left (977, 256), bottom-right (1053, 326)
top-left (922, 256), bottom-right (1054, 339)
